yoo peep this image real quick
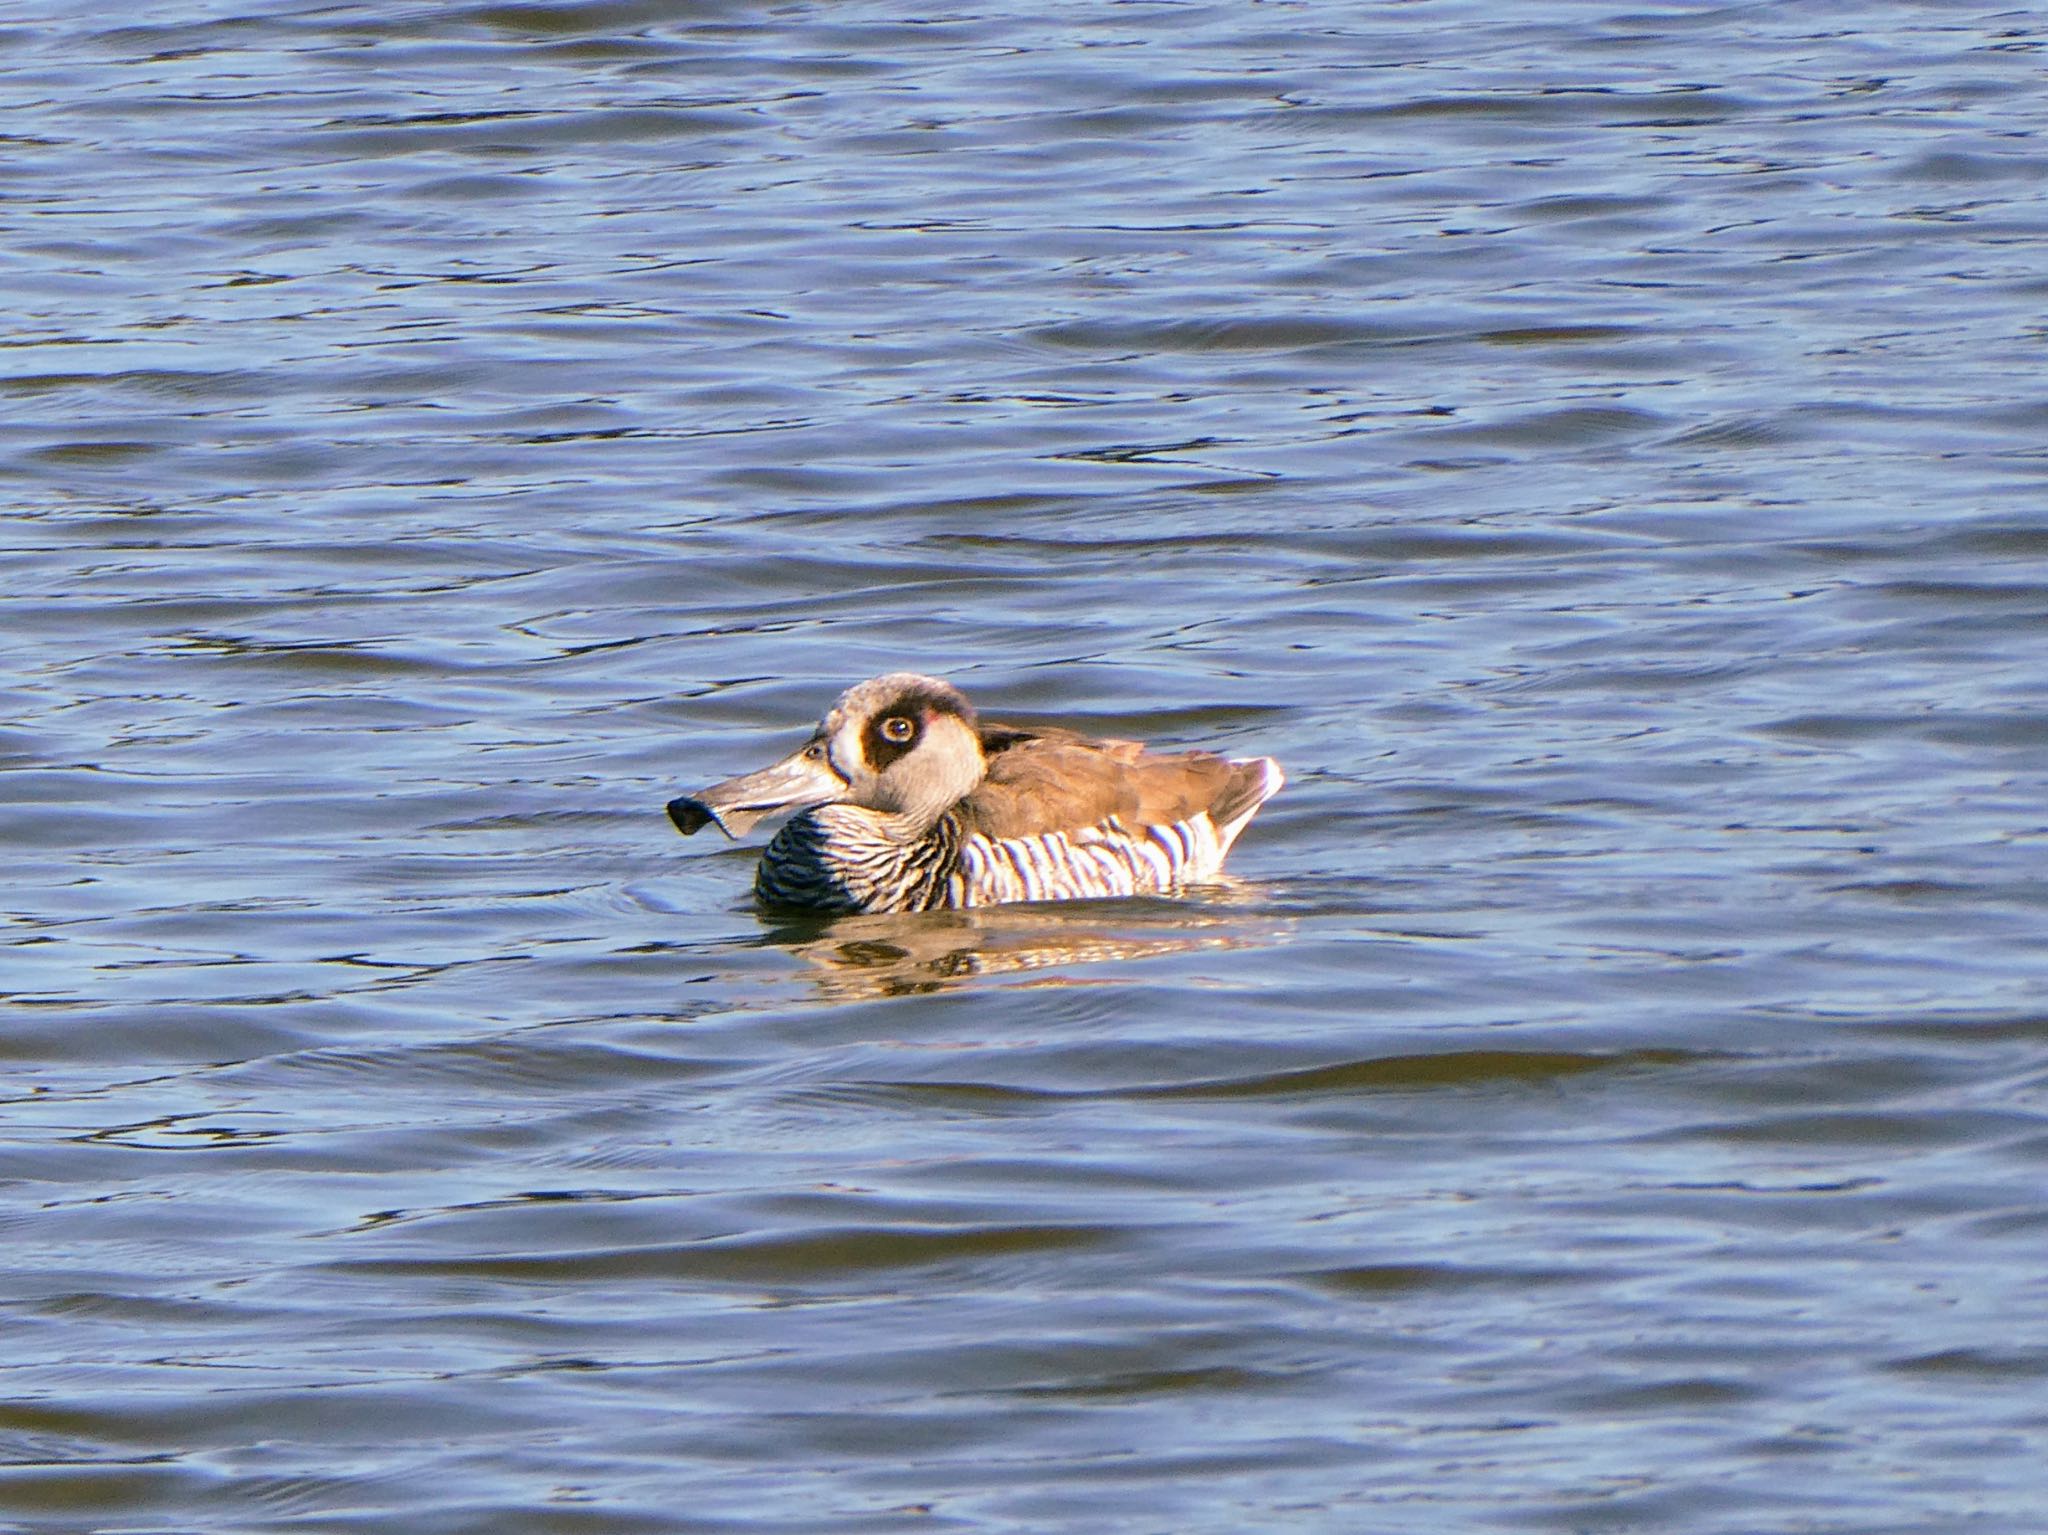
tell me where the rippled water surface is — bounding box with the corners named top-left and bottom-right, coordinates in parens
top-left (8, 2), bottom-right (2048, 1530)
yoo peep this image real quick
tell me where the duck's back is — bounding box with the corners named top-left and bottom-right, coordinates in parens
top-left (946, 724), bottom-right (1282, 906)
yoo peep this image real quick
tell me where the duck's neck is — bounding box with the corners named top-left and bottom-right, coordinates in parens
top-left (796, 806), bottom-right (964, 912)
top-left (863, 806), bottom-right (941, 844)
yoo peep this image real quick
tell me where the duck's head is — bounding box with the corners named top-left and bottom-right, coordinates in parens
top-left (668, 673), bottom-right (986, 839)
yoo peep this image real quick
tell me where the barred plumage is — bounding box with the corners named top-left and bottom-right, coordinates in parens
top-left (947, 813), bottom-right (1227, 907)
top-left (757, 805), bottom-right (962, 914)
top-left (669, 673), bottom-right (1282, 915)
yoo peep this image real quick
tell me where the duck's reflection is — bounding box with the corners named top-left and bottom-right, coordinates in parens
top-left (752, 884), bottom-right (1284, 1000)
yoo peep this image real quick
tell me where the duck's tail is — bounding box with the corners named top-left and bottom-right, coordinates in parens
top-left (1209, 756), bottom-right (1284, 860)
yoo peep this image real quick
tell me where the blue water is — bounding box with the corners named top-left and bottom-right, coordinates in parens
top-left (6, 3), bottom-right (2048, 1530)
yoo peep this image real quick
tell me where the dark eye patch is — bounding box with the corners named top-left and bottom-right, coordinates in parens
top-left (857, 682), bottom-right (973, 773)
top-left (862, 710), bottom-right (923, 770)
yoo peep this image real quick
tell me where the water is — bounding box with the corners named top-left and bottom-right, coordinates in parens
top-left (7, 1), bottom-right (2048, 1529)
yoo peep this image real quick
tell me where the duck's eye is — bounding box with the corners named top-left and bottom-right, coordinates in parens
top-left (880, 715), bottom-right (915, 743)
top-left (803, 743), bottom-right (825, 761)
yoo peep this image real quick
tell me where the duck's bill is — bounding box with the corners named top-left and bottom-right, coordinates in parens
top-left (666, 748), bottom-right (844, 840)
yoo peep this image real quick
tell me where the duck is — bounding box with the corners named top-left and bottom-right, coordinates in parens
top-left (667, 672), bottom-right (1283, 914)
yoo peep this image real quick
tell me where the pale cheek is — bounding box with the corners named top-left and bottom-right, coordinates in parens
top-left (832, 723), bottom-right (870, 778)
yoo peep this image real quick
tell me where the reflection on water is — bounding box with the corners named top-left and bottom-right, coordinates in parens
top-left (754, 886), bottom-right (1291, 1001)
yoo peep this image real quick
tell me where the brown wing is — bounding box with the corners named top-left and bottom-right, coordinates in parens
top-left (959, 721), bottom-right (1241, 840)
